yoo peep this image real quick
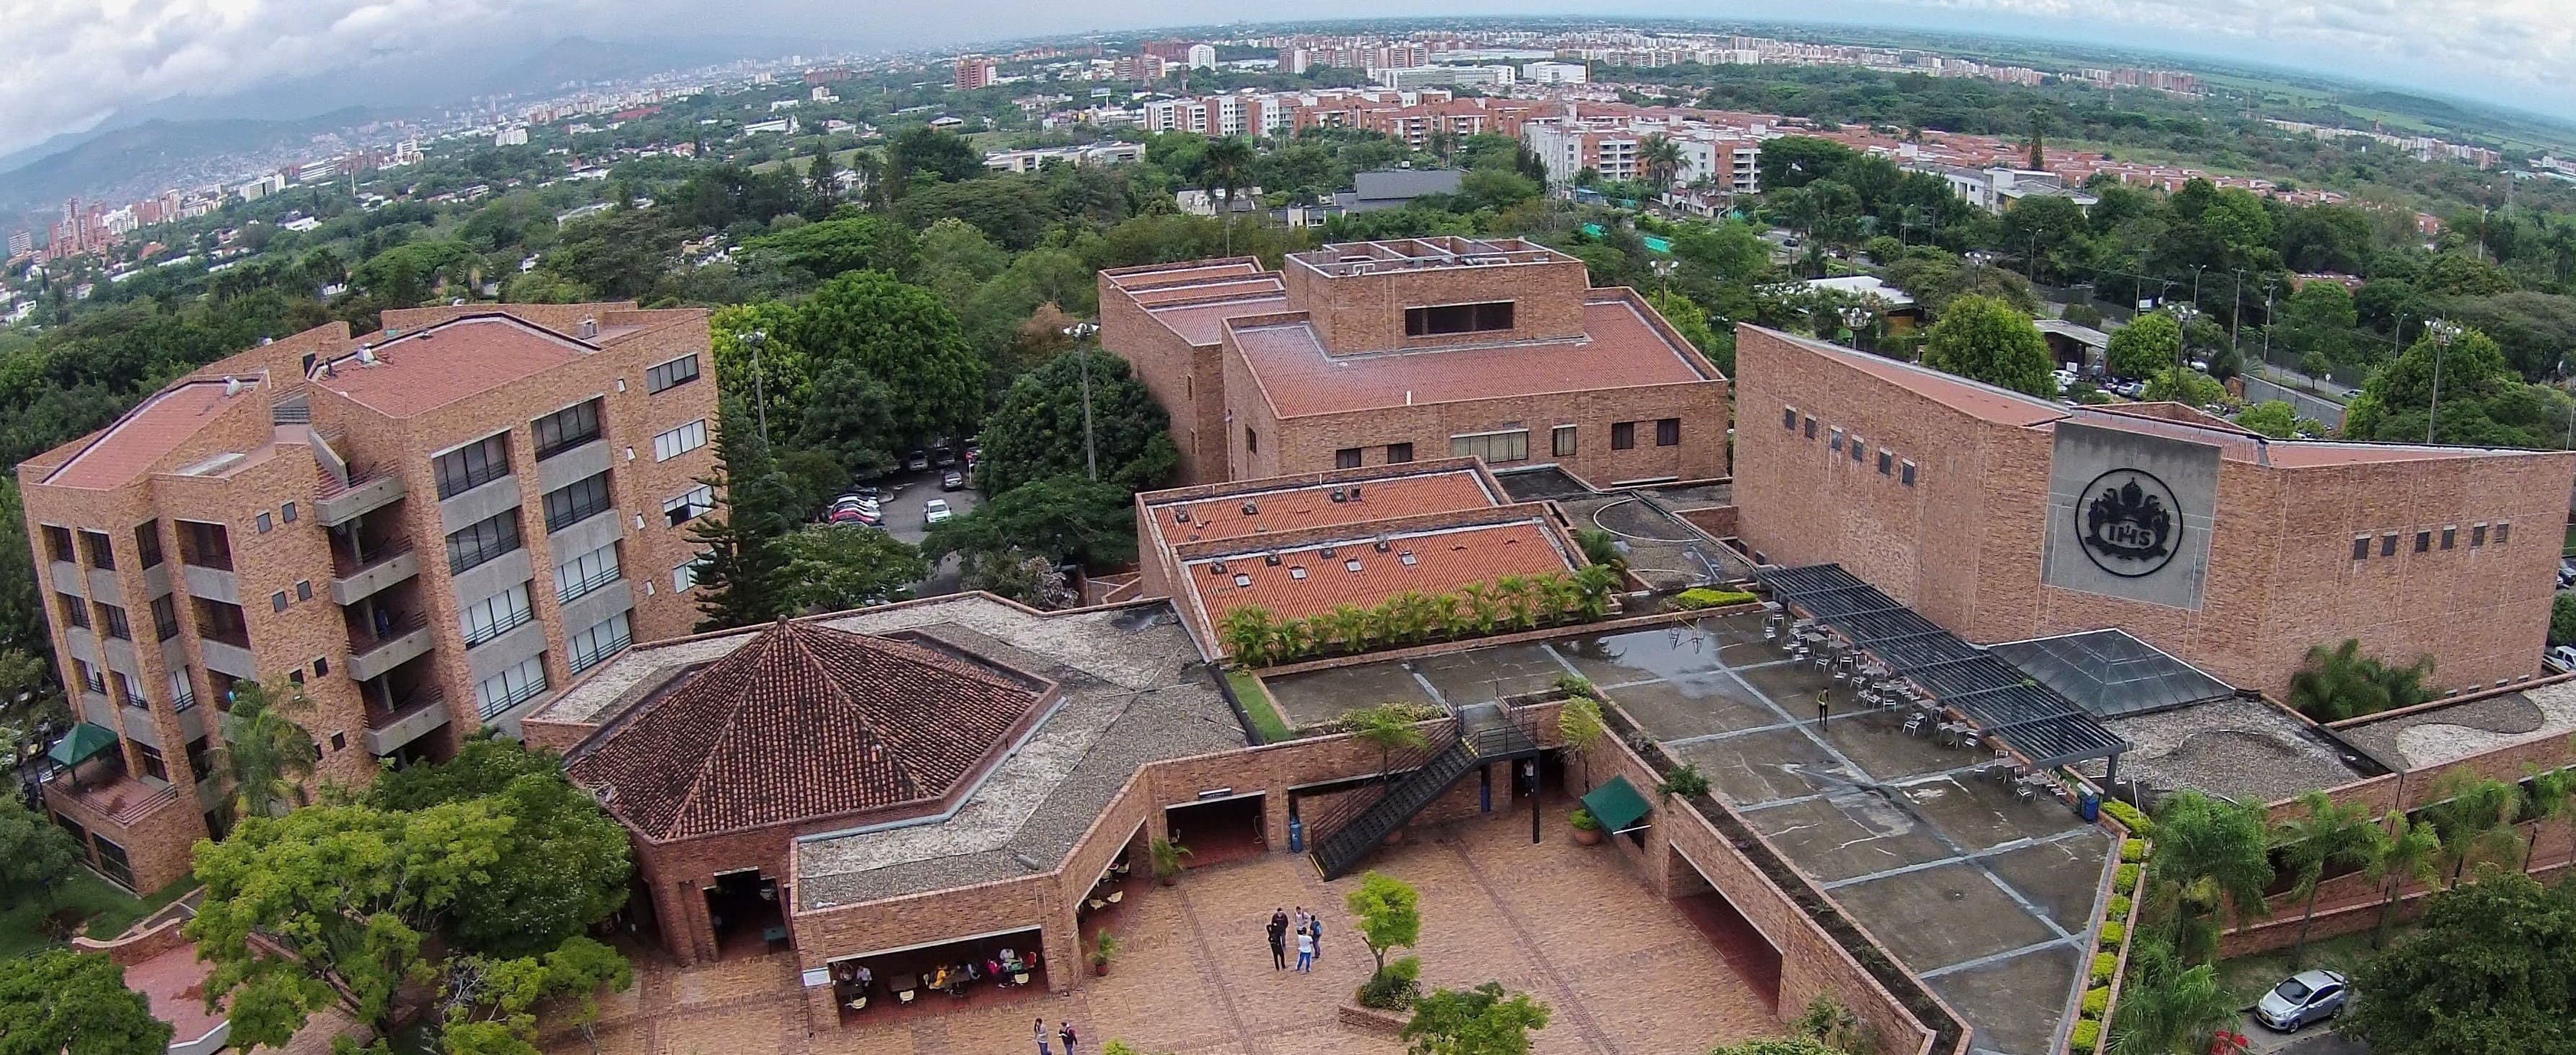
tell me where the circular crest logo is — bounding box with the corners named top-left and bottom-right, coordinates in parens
top-left (2076, 468), bottom-right (2179, 578)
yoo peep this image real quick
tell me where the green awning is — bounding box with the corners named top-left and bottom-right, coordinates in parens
top-left (1582, 776), bottom-right (1653, 833)
top-left (48, 722), bottom-right (118, 767)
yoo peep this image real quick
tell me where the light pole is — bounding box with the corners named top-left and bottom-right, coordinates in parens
top-left (2170, 304), bottom-right (2201, 377)
top-left (1840, 304), bottom-right (1873, 353)
top-left (1651, 258), bottom-right (1676, 299)
top-left (2426, 318), bottom-right (2462, 445)
top-left (1063, 321), bottom-right (1102, 481)
top-left (737, 328), bottom-right (770, 444)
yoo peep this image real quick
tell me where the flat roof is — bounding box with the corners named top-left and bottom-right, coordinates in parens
top-left (1988, 629), bottom-right (2236, 719)
top-left (2080, 697), bottom-right (2376, 805)
top-left (2332, 678), bottom-right (2576, 772)
top-left (42, 379), bottom-right (260, 489)
top-left (312, 315), bottom-right (595, 417)
top-left (1141, 465), bottom-right (1503, 544)
top-left (1755, 327), bottom-right (2066, 429)
top-left (1180, 518), bottom-right (1578, 627)
top-left (1234, 293), bottom-right (1714, 417)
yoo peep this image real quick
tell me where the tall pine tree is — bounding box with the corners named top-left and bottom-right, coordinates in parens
top-left (687, 394), bottom-right (796, 630)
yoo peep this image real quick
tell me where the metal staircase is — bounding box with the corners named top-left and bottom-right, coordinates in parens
top-left (1309, 704), bottom-right (1542, 880)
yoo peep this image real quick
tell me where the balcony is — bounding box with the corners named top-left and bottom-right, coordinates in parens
top-left (319, 468), bottom-right (405, 528)
top-left (330, 538), bottom-right (421, 605)
top-left (439, 473), bottom-right (522, 536)
top-left (363, 689), bottom-right (451, 756)
top-left (535, 437), bottom-right (610, 493)
top-left (348, 610), bottom-right (433, 683)
top-left (44, 766), bottom-right (180, 829)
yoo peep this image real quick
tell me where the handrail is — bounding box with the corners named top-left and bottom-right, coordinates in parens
top-left (1302, 717), bottom-right (1461, 846)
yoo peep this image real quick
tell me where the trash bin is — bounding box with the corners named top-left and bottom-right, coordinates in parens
top-left (1288, 815), bottom-right (1304, 854)
top-left (2076, 790), bottom-right (2101, 823)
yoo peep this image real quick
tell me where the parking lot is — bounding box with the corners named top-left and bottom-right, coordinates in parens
top-left (830, 467), bottom-right (982, 546)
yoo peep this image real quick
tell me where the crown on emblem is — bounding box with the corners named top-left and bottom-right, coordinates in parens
top-left (2083, 479), bottom-right (2172, 562)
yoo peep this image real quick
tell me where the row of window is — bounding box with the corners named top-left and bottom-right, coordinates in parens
top-left (2350, 521), bottom-right (2513, 561)
top-left (1323, 420), bottom-right (1685, 471)
top-left (1784, 405), bottom-right (1920, 487)
top-left (436, 390), bottom-right (703, 502)
top-left (567, 612), bottom-right (633, 675)
top-left (555, 542), bottom-right (622, 603)
top-left (477, 653), bottom-right (551, 720)
top-left (460, 582), bottom-right (535, 647)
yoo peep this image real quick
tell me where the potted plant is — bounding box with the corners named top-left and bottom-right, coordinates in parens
top-left (1089, 929), bottom-right (1120, 976)
top-left (1568, 807), bottom-right (1603, 845)
top-left (1149, 837), bottom-right (1192, 885)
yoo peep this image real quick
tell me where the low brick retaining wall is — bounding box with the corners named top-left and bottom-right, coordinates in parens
top-left (1337, 1002), bottom-right (1408, 1038)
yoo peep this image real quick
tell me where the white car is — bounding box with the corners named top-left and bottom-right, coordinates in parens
top-left (923, 499), bottom-right (952, 525)
top-left (2254, 969), bottom-right (2348, 1031)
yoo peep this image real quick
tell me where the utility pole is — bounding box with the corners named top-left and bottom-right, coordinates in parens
top-left (2427, 319), bottom-right (2461, 445)
top-left (1064, 322), bottom-right (1102, 481)
top-left (2229, 268), bottom-right (2247, 350)
top-left (2259, 279), bottom-right (2278, 377)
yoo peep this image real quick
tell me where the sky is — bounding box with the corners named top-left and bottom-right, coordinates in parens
top-left (1, 0), bottom-right (2574, 157)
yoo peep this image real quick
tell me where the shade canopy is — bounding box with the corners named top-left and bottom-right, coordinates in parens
top-left (47, 722), bottom-right (118, 767)
top-left (1582, 776), bottom-right (1653, 833)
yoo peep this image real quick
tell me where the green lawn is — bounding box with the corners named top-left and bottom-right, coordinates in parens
top-left (1226, 670), bottom-right (1294, 743)
top-left (2216, 925), bottom-right (2393, 1004)
top-left (0, 873), bottom-right (195, 959)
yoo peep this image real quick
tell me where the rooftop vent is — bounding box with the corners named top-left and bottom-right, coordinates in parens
top-left (1320, 546), bottom-right (1337, 559)
top-left (1174, 509), bottom-right (1192, 524)
top-left (221, 376), bottom-right (242, 397)
top-left (1210, 561), bottom-right (1227, 574)
top-left (357, 346), bottom-right (379, 365)
top-left (594, 784), bottom-right (616, 803)
top-left (1373, 537), bottom-right (1392, 553)
top-left (1241, 502), bottom-right (1259, 516)
top-left (1264, 553), bottom-right (1281, 566)
top-left (1329, 489), bottom-right (1346, 503)
top-left (576, 317), bottom-right (599, 339)
top-left (1348, 486), bottom-right (1362, 500)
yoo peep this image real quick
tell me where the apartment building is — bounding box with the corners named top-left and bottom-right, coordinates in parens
top-left (22, 302), bottom-right (718, 892)
top-left (1521, 113), bottom-right (1764, 193)
top-left (1100, 237), bottom-right (1729, 489)
top-left (954, 56), bottom-right (999, 92)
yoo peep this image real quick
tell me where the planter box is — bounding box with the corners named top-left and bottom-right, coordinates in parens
top-left (1338, 1003), bottom-right (1407, 1038)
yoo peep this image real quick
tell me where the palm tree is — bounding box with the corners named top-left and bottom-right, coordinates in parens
top-left (1459, 583), bottom-right (1502, 635)
top-left (1346, 703), bottom-right (1430, 783)
top-left (1493, 575), bottom-right (1537, 630)
top-left (2424, 772), bottom-right (2522, 886)
top-left (1325, 604), bottom-right (1374, 654)
top-left (2107, 955), bottom-right (2236, 1055)
top-left (216, 680), bottom-right (316, 819)
top-left (2285, 639), bottom-right (2435, 722)
top-left (1575, 529), bottom-right (1627, 574)
top-left (2521, 762), bottom-right (2576, 872)
top-left (1572, 565), bottom-right (1619, 620)
top-left (1425, 592), bottom-right (1466, 640)
top-left (2144, 792), bottom-right (2272, 964)
top-left (1201, 136), bottom-right (1257, 255)
top-left (1534, 573), bottom-right (1581, 623)
top-left (2366, 811), bottom-right (2440, 947)
top-left (1218, 606), bottom-right (1280, 666)
top-left (1559, 695), bottom-right (1606, 792)
top-left (2272, 791), bottom-right (2387, 966)
top-left (1638, 133), bottom-right (1685, 193)
top-left (1275, 618), bottom-right (1318, 662)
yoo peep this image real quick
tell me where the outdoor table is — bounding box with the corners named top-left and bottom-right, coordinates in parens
top-left (762, 924), bottom-right (788, 951)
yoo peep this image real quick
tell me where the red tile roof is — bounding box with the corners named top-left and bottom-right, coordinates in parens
top-left (567, 619), bottom-right (1049, 841)
top-left (1231, 294), bottom-right (1714, 417)
top-left (1183, 520), bottom-right (1578, 629)
top-left (1145, 467), bottom-right (1503, 544)
top-left (313, 316), bottom-right (593, 417)
top-left (1103, 261), bottom-right (1266, 292)
top-left (41, 380), bottom-right (260, 489)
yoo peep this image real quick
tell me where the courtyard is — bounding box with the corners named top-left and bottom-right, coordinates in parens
top-left (548, 807), bottom-right (1783, 1055)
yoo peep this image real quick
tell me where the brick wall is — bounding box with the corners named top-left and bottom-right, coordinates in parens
top-left (1281, 255), bottom-right (1591, 350)
top-left (1099, 272), bottom-right (1236, 486)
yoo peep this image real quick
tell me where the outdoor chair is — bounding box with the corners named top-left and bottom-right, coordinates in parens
top-left (898, 989), bottom-right (917, 1004)
top-left (1106, 890), bottom-right (1123, 904)
top-left (1902, 712), bottom-right (1927, 736)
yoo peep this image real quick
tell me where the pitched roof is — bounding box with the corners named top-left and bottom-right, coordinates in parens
top-left (41, 379), bottom-right (260, 489)
top-left (567, 619), bottom-right (1049, 841)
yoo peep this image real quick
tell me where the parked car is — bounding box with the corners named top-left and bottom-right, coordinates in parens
top-left (2254, 969), bottom-right (2348, 1032)
top-left (2557, 560), bottom-right (2575, 589)
top-left (932, 446), bottom-right (957, 468)
top-left (905, 450), bottom-right (931, 472)
top-left (830, 507), bottom-right (881, 526)
top-left (923, 499), bottom-right (953, 525)
top-left (940, 470), bottom-right (966, 491)
top-left (2551, 645), bottom-right (2576, 670)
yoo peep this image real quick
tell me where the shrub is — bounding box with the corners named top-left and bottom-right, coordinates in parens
top-left (2101, 800), bottom-right (2152, 836)
top-left (2070, 1020), bottom-right (2100, 1051)
top-left (2119, 839), bottom-right (2145, 863)
top-left (2082, 986), bottom-right (2110, 1018)
top-left (1657, 764), bottom-right (1711, 800)
top-left (1569, 807), bottom-right (1601, 831)
top-left (2106, 895), bottom-right (2132, 920)
top-left (1355, 955), bottom-right (1422, 1010)
top-left (1674, 587), bottom-right (1759, 610)
top-left (2090, 953), bottom-right (2117, 984)
top-left (1555, 674), bottom-right (1599, 699)
top-left (2114, 864), bottom-right (2140, 890)
top-left (2097, 921), bottom-right (2124, 948)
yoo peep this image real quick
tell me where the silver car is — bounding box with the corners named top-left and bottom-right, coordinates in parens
top-left (2254, 969), bottom-right (2348, 1031)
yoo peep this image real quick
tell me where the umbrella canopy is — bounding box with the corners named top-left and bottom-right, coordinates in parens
top-left (46, 722), bottom-right (118, 767)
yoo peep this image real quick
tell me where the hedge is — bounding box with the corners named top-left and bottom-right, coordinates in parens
top-left (2115, 864), bottom-right (2140, 890)
top-left (2090, 953), bottom-right (2117, 984)
top-left (2120, 839), bottom-right (2145, 863)
top-left (2097, 921), bottom-right (2124, 948)
top-left (2070, 1020), bottom-right (2100, 1051)
top-left (2082, 986), bottom-right (2110, 1018)
top-left (2101, 800), bottom-right (2151, 836)
top-left (1674, 587), bottom-right (1759, 610)
top-left (2106, 895), bottom-right (2132, 920)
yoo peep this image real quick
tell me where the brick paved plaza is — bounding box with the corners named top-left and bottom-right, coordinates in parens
top-left (550, 805), bottom-right (1782, 1055)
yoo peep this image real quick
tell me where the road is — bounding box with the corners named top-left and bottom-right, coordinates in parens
top-left (2236, 1012), bottom-right (2367, 1055)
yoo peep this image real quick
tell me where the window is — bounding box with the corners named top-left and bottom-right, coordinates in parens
top-left (314, 657), bottom-right (328, 676)
top-left (58, 592), bottom-right (88, 629)
top-left (1878, 450), bottom-right (1893, 475)
top-left (1612, 421), bottom-right (1638, 450)
top-left (555, 543), bottom-right (622, 603)
top-left (475, 654), bottom-right (550, 719)
top-left (445, 510), bottom-right (524, 574)
top-left (133, 522), bottom-right (162, 569)
top-left (434, 434), bottom-right (511, 499)
top-left (1656, 418), bottom-right (1681, 447)
top-left (92, 835), bottom-right (133, 888)
top-left (1245, 427), bottom-right (1258, 453)
top-left (1448, 429), bottom-right (1530, 464)
top-left (459, 582), bottom-right (534, 647)
top-left (79, 530), bottom-right (114, 569)
top-left (1827, 427), bottom-right (1843, 452)
top-left (1782, 407), bottom-right (1798, 430)
top-left (2415, 530), bottom-right (2431, 553)
top-left (1900, 461), bottom-right (1917, 486)
top-left (652, 420), bottom-right (708, 462)
top-left (533, 398), bottom-right (605, 458)
top-left (2442, 526), bottom-right (2458, 550)
top-left (185, 736), bottom-right (211, 779)
top-left (2382, 533), bottom-right (2398, 558)
top-left (112, 672), bottom-right (141, 708)
top-left (74, 661), bottom-right (105, 696)
top-left (170, 668), bottom-right (195, 712)
top-left (151, 596), bottom-right (180, 642)
top-left (271, 591), bottom-right (288, 613)
top-left (544, 473), bottom-right (615, 531)
top-left (1850, 438), bottom-right (1865, 463)
top-left (1552, 425), bottom-right (1577, 458)
top-left (296, 580), bottom-right (312, 602)
top-left (177, 520), bottom-right (231, 570)
top-left (2352, 535), bottom-right (2370, 561)
top-left (2497, 522), bottom-right (2513, 545)
top-left (1386, 442), bottom-right (1414, 463)
top-left (1803, 416), bottom-right (1817, 439)
top-left (672, 556), bottom-right (705, 592)
top-left (330, 732), bottom-right (346, 752)
top-left (662, 486), bottom-right (716, 528)
top-left (255, 511), bottom-right (273, 533)
top-left (135, 743), bottom-right (167, 782)
top-left (100, 604), bottom-right (130, 641)
top-left (646, 354), bottom-right (700, 393)
top-left (41, 525), bottom-right (73, 564)
top-left (1403, 301), bottom-right (1515, 336)
top-left (568, 612), bottom-right (633, 674)
top-left (193, 599), bottom-right (250, 648)
top-left (1335, 447), bottom-right (1363, 470)
top-left (281, 502), bottom-right (297, 524)
top-left (1289, 567), bottom-right (1308, 579)
top-left (2472, 523), bottom-right (2488, 547)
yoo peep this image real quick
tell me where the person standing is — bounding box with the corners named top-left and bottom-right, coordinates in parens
top-left (1267, 909), bottom-right (1289, 969)
top-left (1309, 912), bottom-right (1322, 960)
top-left (1295, 925), bottom-right (1316, 973)
top-left (1035, 1017), bottom-right (1053, 1055)
top-left (1060, 1020), bottom-right (1080, 1055)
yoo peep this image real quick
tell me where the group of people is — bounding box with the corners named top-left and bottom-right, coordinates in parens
top-left (1036, 1017), bottom-right (1081, 1055)
top-left (835, 947), bottom-right (1037, 1008)
top-left (1266, 906), bottom-right (1324, 973)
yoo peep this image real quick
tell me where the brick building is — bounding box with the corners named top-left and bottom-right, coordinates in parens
top-left (1133, 458), bottom-right (1587, 658)
top-left (1099, 237), bottom-right (1729, 489)
top-left (22, 302), bottom-right (716, 892)
top-left (1730, 325), bottom-right (2576, 697)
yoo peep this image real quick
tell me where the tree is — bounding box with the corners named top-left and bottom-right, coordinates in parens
top-left (1647, 290), bottom-right (1732, 375)
top-left (791, 359), bottom-right (901, 479)
top-left (1558, 695), bottom-right (1606, 792)
top-left (2553, 594), bottom-right (2576, 647)
top-left (2140, 367), bottom-right (2225, 406)
top-left (0, 794), bottom-right (79, 909)
top-left (1345, 871), bottom-right (1423, 976)
top-left (783, 270), bottom-right (985, 449)
top-left (958, 548), bottom-right (1078, 610)
top-left (2144, 792), bottom-right (2272, 965)
top-left (1920, 294), bottom-right (2054, 397)
top-left (1639, 133), bottom-right (1685, 189)
top-left (885, 126), bottom-right (985, 188)
top-left (778, 525), bottom-right (930, 612)
top-left (1218, 606), bottom-right (1280, 666)
top-left (2285, 639), bottom-right (2435, 722)
top-left (2105, 941), bottom-right (2234, 1055)
top-left (2235, 400), bottom-right (2298, 439)
top-left (2522, 763), bottom-right (2576, 872)
top-left (978, 349), bottom-right (1182, 496)
top-left (435, 936), bottom-right (633, 1055)
top-left (2422, 771), bottom-right (2523, 886)
top-left (2366, 811), bottom-right (2441, 947)
top-left (739, 216), bottom-right (914, 284)
top-left (1402, 982), bottom-right (1551, 1055)
top-left (367, 740), bottom-right (632, 960)
top-left (0, 949), bottom-right (174, 1054)
top-left (921, 474), bottom-right (1138, 568)
top-left (1346, 703), bottom-right (1430, 782)
top-left (188, 800), bottom-right (516, 1046)
top-left (2106, 312), bottom-right (2181, 381)
top-left (2344, 872), bottom-right (2576, 1055)
top-left (218, 678), bottom-right (317, 818)
top-left (688, 395), bottom-right (796, 631)
top-left (806, 141), bottom-right (840, 205)
top-left (2271, 791), bottom-right (2386, 965)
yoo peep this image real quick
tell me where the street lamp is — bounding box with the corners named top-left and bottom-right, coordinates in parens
top-left (736, 329), bottom-right (770, 443)
top-left (1063, 321), bottom-right (1102, 481)
top-left (1650, 258), bottom-right (1676, 298)
top-left (2168, 304), bottom-right (2201, 375)
top-left (1839, 304), bottom-right (1874, 351)
top-left (2426, 319), bottom-right (2463, 445)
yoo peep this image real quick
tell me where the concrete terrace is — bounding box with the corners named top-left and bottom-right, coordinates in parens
top-left (1261, 611), bottom-right (2114, 1055)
